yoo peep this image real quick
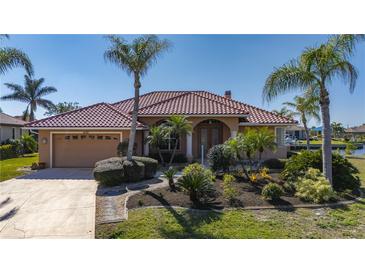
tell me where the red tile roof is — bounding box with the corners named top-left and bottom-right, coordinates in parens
top-left (26, 90), bottom-right (294, 128)
top-left (26, 103), bottom-right (146, 128)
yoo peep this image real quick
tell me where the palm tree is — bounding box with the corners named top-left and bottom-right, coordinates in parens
top-left (166, 115), bottom-right (192, 165)
top-left (253, 127), bottom-right (277, 162)
top-left (272, 106), bottom-right (295, 119)
top-left (263, 34), bottom-right (364, 185)
top-left (283, 94), bottom-right (320, 150)
top-left (104, 35), bottom-right (171, 161)
top-left (1, 74), bottom-right (57, 121)
top-left (146, 125), bottom-right (169, 165)
top-left (331, 122), bottom-right (345, 139)
top-left (0, 35), bottom-right (33, 75)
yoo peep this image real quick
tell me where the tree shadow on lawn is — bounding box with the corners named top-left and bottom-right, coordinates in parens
top-left (144, 191), bottom-right (223, 239)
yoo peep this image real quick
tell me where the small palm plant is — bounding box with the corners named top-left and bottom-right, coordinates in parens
top-left (146, 125), bottom-right (169, 166)
top-left (177, 172), bottom-right (214, 206)
top-left (166, 115), bottom-right (192, 165)
top-left (253, 127), bottom-right (276, 162)
top-left (163, 167), bottom-right (177, 191)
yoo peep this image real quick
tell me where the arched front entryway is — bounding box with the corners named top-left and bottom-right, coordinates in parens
top-left (193, 119), bottom-right (231, 158)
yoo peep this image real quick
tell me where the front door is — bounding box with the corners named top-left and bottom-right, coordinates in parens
top-left (198, 124), bottom-right (222, 157)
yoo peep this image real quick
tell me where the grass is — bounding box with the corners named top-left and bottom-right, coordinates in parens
top-left (96, 153), bottom-right (365, 239)
top-left (298, 140), bottom-right (352, 145)
top-left (0, 153), bottom-right (39, 182)
top-left (97, 201), bottom-right (365, 239)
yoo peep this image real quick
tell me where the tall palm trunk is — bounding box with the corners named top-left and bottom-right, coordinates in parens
top-left (127, 72), bottom-right (140, 161)
top-left (302, 115), bottom-right (310, 151)
top-left (320, 88), bottom-right (333, 185)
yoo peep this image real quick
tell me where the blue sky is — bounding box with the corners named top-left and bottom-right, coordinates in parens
top-left (1, 34), bottom-right (364, 127)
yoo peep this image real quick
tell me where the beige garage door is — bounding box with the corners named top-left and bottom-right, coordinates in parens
top-left (53, 134), bottom-right (120, 168)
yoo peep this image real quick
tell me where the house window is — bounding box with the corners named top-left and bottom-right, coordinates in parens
top-left (105, 136), bottom-right (111, 140)
top-left (89, 135), bottom-right (95, 140)
top-left (275, 128), bottom-right (285, 146)
top-left (12, 128), bottom-right (15, 139)
top-left (80, 135), bottom-right (86, 140)
top-left (159, 132), bottom-right (180, 151)
top-left (72, 135), bottom-right (78, 140)
top-left (97, 136), bottom-right (103, 140)
top-left (65, 135), bottom-right (71, 140)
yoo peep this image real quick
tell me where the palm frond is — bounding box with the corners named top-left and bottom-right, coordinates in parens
top-left (0, 47), bottom-right (33, 75)
top-left (36, 86), bottom-right (58, 98)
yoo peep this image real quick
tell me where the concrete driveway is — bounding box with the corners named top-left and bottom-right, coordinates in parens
top-left (0, 168), bottom-right (97, 239)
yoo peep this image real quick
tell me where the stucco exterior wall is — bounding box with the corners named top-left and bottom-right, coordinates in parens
top-left (0, 125), bottom-right (25, 142)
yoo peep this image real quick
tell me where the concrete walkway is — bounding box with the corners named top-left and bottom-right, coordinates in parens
top-left (0, 168), bottom-right (97, 239)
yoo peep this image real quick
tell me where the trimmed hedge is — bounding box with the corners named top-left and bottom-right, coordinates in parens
top-left (93, 156), bottom-right (157, 186)
top-left (0, 144), bottom-right (19, 160)
top-left (93, 161), bottom-right (125, 186)
top-left (123, 156), bottom-right (158, 179)
top-left (122, 160), bottom-right (145, 182)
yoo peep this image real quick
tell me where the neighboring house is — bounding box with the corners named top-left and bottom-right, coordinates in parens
top-left (285, 125), bottom-right (306, 140)
top-left (25, 90), bottom-right (295, 168)
top-left (345, 124), bottom-right (365, 141)
top-left (0, 113), bottom-right (28, 143)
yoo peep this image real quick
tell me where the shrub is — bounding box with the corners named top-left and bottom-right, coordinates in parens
top-left (0, 144), bottom-right (19, 159)
top-left (177, 172), bottom-right (215, 206)
top-left (123, 156), bottom-right (158, 179)
top-left (262, 158), bottom-right (285, 169)
top-left (93, 161), bottom-right (125, 186)
top-left (262, 183), bottom-right (284, 200)
top-left (345, 142), bottom-right (357, 155)
top-left (222, 174), bottom-right (238, 204)
top-left (163, 167), bottom-right (177, 190)
top-left (21, 134), bottom-right (37, 153)
top-left (95, 157), bottom-right (122, 167)
top-left (149, 152), bottom-right (187, 163)
top-left (207, 144), bottom-right (231, 172)
top-left (295, 168), bottom-right (336, 203)
top-left (122, 160), bottom-right (145, 182)
top-left (182, 163), bottom-right (215, 182)
top-left (259, 167), bottom-right (272, 180)
top-left (281, 150), bottom-right (360, 192)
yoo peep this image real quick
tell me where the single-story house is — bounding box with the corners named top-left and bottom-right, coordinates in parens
top-left (25, 90), bottom-right (295, 168)
top-left (0, 113), bottom-right (29, 143)
top-left (285, 125), bottom-right (306, 140)
top-left (345, 124), bottom-right (365, 141)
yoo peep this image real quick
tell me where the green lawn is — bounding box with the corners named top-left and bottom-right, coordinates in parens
top-left (97, 201), bottom-right (365, 239)
top-left (348, 156), bottom-right (365, 187)
top-left (298, 140), bottom-right (349, 145)
top-left (0, 153), bottom-right (39, 182)
top-left (97, 155), bottom-right (365, 239)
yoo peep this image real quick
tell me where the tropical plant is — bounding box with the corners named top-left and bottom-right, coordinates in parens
top-left (253, 127), bottom-right (276, 162)
top-left (104, 35), bottom-right (171, 161)
top-left (221, 174), bottom-right (238, 205)
top-left (20, 134), bottom-right (37, 153)
top-left (146, 125), bottom-right (169, 165)
top-left (331, 122), bottom-right (345, 139)
top-left (163, 167), bottom-right (177, 190)
top-left (345, 142), bottom-right (357, 155)
top-left (0, 35), bottom-right (33, 75)
top-left (177, 172), bottom-right (215, 206)
top-left (261, 183), bottom-right (284, 201)
top-left (272, 106), bottom-right (295, 119)
top-left (263, 34), bottom-right (365, 185)
top-left (182, 163), bottom-right (216, 182)
top-left (295, 168), bottom-right (336, 203)
top-left (166, 115), bottom-right (192, 165)
top-left (1, 74), bottom-right (57, 121)
top-left (44, 102), bottom-right (80, 116)
top-left (207, 144), bottom-right (231, 172)
top-left (281, 150), bottom-right (360, 192)
top-left (283, 94), bottom-right (320, 150)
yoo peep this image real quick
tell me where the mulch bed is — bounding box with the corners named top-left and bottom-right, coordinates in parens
top-left (127, 175), bottom-right (359, 210)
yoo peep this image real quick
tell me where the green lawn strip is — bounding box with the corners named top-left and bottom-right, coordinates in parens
top-left (348, 157), bottom-right (365, 187)
top-left (0, 153), bottom-right (39, 182)
top-left (97, 200), bottom-right (365, 239)
top-left (297, 140), bottom-right (360, 145)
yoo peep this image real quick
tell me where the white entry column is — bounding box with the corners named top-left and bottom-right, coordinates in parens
top-left (143, 130), bottom-right (149, 156)
top-left (186, 133), bottom-right (193, 161)
top-left (231, 130), bottom-right (238, 138)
